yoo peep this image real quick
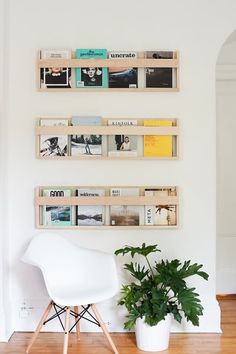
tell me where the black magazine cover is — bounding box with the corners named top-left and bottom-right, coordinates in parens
top-left (145, 51), bottom-right (173, 88)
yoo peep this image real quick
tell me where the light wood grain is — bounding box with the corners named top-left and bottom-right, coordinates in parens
top-left (1, 298), bottom-right (236, 354)
top-left (35, 195), bottom-right (179, 206)
top-left (38, 87), bottom-right (179, 92)
top-left (36, 125), bottom-right (179, 136)
top-left (38, 58), bottom-right (179, 69)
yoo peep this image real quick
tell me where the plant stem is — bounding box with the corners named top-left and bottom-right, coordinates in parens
top-left (145, 256), bottom-right (154, 277)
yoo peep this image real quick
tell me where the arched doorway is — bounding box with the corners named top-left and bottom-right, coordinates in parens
top-left (216, 30), bottom-right (236, 294)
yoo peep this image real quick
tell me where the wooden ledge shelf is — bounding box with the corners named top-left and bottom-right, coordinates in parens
top-left (36, 117), bottom-right (179, 160)
top-left (36, 125), bottom-right (179, 136)
top-left (38, 58), bottom-right (179, 69)
top-left (35, 195), bottom-right (179, 206)
top-left (36, 225), bottom-right (178, 230)
top-left (38, 87), bottom-right (179, 93)
top-left (35, 186), bottom-right (179, 229)
top-left (38, 50), bottom-right (179, 92)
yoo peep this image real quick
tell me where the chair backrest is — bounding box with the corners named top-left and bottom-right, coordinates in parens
top-left (22, 233), bottom-right (119, 304)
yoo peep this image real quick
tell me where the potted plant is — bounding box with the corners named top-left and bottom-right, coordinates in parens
top-left (115, 243), bottom-right (209, 352)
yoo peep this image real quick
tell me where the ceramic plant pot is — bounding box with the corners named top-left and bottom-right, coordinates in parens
top-left (135, 314), bottom-right (171, 352)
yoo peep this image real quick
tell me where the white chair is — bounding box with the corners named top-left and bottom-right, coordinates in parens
top-left (22, 233), bottom-right (119, 354)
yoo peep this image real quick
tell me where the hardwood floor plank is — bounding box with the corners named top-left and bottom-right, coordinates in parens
top-left (0, 299), bottom-right (236, 354)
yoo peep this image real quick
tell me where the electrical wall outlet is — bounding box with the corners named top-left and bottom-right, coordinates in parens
top-left (19, 299), bottom-right (34, 318)
top-left (19, 309), bottom-right (29, 318)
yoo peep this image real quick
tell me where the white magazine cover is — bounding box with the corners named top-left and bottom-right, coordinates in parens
top-left (40, 48), bottom-right (72, 88)
top-left (76, 189), bottom-right (105, 226)
top-left (144, 188), bottom-right (176, 226)
top-left (108, 119), bottom-right (138, 157)
top-left (39, 119), bottom-right (69, 157)
top-left (110, 187), bottom-right (142, 226)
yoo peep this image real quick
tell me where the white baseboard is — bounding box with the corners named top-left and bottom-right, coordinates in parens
top-left (0, 329), bottom-right (14, 342)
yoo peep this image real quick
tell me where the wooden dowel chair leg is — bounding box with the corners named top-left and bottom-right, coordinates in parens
top-left (26, 300), bottom-right (53, 353)
top-left (74, 306), bottom-right (80, 341)
top-left (63, 307), bottom-right (70, 354)
top-left (91, 304), bottom-right (119, 354)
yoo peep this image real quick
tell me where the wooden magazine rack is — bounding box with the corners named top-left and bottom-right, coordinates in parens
top-left (35, 185), bottom-right (179, 230)
top-left (37, 50), bottom-right (180, 92)
top-left (36, 118), bottom-right (179, 160)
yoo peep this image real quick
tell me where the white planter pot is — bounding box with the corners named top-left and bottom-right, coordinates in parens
top-left (135, 314), bottom-right (171, 352)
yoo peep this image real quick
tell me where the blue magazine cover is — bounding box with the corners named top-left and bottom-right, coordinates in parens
top-left (76, 49), bottom-right (108, 88)
top-left (71, 116), bottom-right (102, 156)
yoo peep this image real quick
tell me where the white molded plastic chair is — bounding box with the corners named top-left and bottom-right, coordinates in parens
top-left (22, 233), bottom-right (119, 354)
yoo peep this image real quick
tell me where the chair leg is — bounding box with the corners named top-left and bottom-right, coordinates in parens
top-left (91, 304), bottom-right (118, 354)
top-left (74, 306), bottom-right (80, 341)
top-left (63, 307), bottom-right (70, 354)
top-left (26, 300), bottom-right (53, 353)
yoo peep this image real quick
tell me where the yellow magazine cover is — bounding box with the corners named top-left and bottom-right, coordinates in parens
top-left (144, 120), bottom-right (173, 157)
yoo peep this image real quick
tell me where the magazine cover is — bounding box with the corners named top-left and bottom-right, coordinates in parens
top-left (76, 189), bottom-right (105, 226)
top-left (43, 188), bottom-right (72, 226)
top-left (108, 119), bottom-right (138, 157)
top-left (39, 119), bottom-right (69, 157)
top-left (110, 188), bottom-right (141, 226)
top-left (71, 116), bottom-right (102, 156)
top-left (108, 51), bottom-right (138, 88)
top-left (144, 188), bottom-right (176, 226)
top-left (40, 48), bottom-right (72, 88)
top-left (143, 120), bottom-right (173, 158)
top-left (145, 51), bottom-right (173, 88)
top-left (76, 49), bottom-right (108, 88)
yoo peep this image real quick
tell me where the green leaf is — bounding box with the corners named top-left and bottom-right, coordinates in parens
top-left (124, 262), bottom-right (149, 282)
top-left (177, 287), bottom-right (204, 326)
top-left (115, 243), bottom-right (161, 258)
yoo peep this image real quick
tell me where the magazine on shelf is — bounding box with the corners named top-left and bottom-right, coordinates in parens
top-left (42, 188), bottom-right (72, 226)
top-left (39, 118), bottom-right (69, 157)
top-left (143, 120), bottom-right (173, 158)
top-left (75, 49), bottom-right (108, 88)
top-left (145, 51), bottom-right (173, 88)
top-left (71, 116), bottom-right (102, 157)
top-left (108, 119), bottom-right (138, 157)
top-left (76, 189), bottom-right (105, 226)
top-left (110, 187), bottom-right (141, 226)
top-left (144, 188), bottom-right (177, 226)
top-left (40, 48), bottom-right (72, 88)
top-left (108, 51), bottom-right (138, 88)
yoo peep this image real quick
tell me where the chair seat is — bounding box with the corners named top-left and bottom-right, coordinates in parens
top-left (50, 286), bottom-right (118, 307)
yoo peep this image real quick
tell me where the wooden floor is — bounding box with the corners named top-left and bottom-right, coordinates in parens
top-left (0, 298), bottom-right (236, 354)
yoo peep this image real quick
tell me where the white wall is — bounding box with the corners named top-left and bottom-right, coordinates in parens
top-left (0, 0), bottom-right (11, 342)
top-left (2, 0), bottom-right (236, 337)
top-left (216, 39), bottom-right (236, 293)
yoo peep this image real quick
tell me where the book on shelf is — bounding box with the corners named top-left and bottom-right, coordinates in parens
top-left (42, 188), bottom-right (72, 226)
top-left (108, 51), bottom-right (138, 88)
top-left (39, 118), bottom-right (69, 157)
top-left (143, 120), bottom-right (173, 158)
top-left (108, 119), bottom-right (138, 157)
top-left (76, 189), bottom-right (105, 226)
top-left (40, 48), bottom-right (72, 88)
top-left (145, 51), bottom-right (173, 88)
top-left (71, 116), bottom-right (102, 157)
top-left (144, 188), bottom-right (177, 226)
top-left (110, 187), bottom-right (141, 226)
top-left (75, 49), bottom-right (108, 88)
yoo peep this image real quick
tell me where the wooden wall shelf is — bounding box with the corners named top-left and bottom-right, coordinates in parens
top-left (38, 50), bottom-right (179, 92)
top-left (35, 186), bottom-right (179, 229)
top-left (36, 117), bottom-right (179, 160)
